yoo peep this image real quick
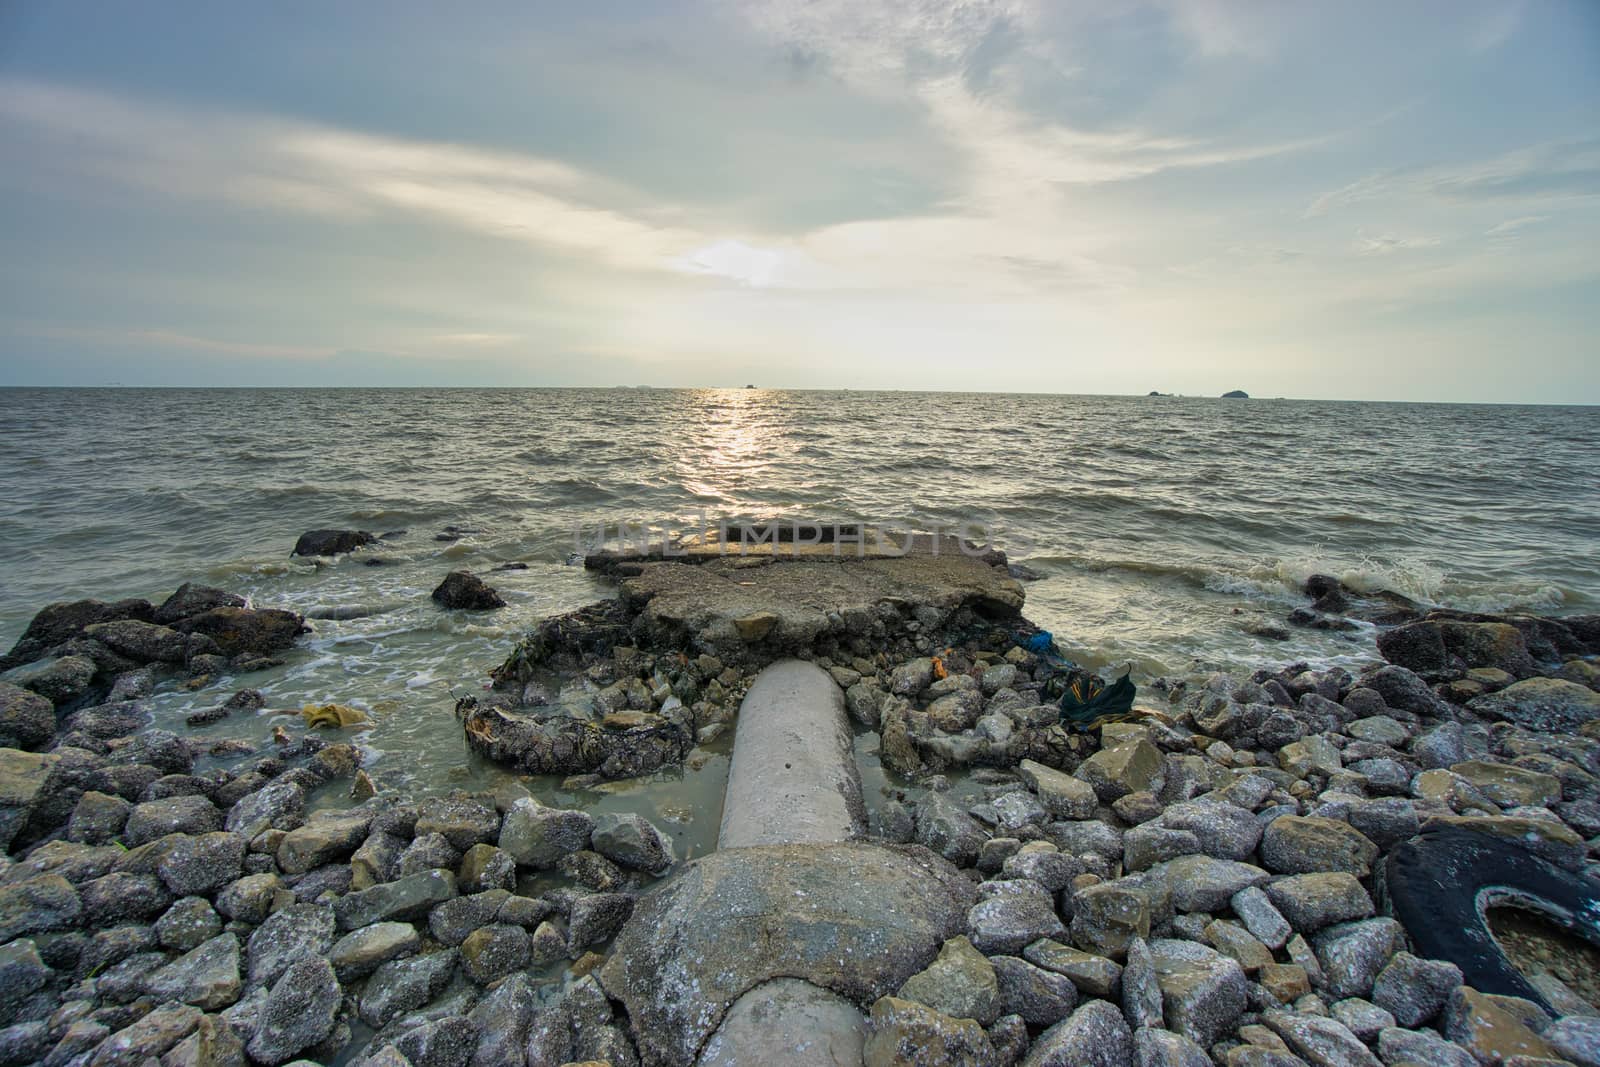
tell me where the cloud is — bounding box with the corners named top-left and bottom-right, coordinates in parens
top-left (1485, 215), bottom-right (1549, 237)
top-left (1308, 137), bottom-right (1600, 216)
top-left (1355, 233), bottom-right (1442, 256)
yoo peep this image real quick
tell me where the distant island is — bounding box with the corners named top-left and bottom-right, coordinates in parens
top-left (1222, 389), bottom-right (1249, 399)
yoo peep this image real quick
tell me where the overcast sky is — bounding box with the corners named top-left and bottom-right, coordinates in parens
top-left (0, 1), bottom-right (1596, 401)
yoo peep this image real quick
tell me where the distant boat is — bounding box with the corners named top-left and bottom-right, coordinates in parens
top-left (745, 384), bottom-right (756, 389)
top-left (1222, 389), bottom-right (1249, 399)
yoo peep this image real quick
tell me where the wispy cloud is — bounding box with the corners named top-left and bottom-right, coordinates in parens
top-left (1355, 232), bottom-right (1442, 256)
top-left (1308, 137), bottom-right (1600, 216)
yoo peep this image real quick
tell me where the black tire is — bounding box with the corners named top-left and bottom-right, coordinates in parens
top-left (1379, 826), bottom-right (1600, 1012)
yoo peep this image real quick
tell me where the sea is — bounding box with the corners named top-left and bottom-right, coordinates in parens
top-left (2, 387), bottom-right (1596, 858)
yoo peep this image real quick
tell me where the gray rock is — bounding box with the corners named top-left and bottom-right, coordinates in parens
top-left (123, 795), bottom-right (220, 846)
top-left (1412, 720), bottom-right (1468, 770)
top-left (1077, 739), bottom-right (1164, 802)
top-left (359, 950), bottom-right (459, 1028)
top-left (334, 869), bottom-right (457, 930)
top-left (1149, 855), bottom-right (1270, 913)
top-left (567, 891), bottom-right (633, 952)
top-left (1048, 819), bottom-right (1125, 863)
top-left (82, 619), bottom-right (190, 664)
top-left (276, 809), bottom-right (370, 874)
top-left (1123, 825), bottom-right (1201, 873)
top-left (457, 843), bottom-right (517, 893)
top-left (1002, 848), bottom-right (1082, 893)
top-left (863, 995), bottom-right (995, 1065)
top-left (1132, 1026), bottom-right (1212, 1067)
top-left (992, 955), bottom-right (1077, 1027)
top-left (1230, 886), bottom-right (1293, 950)
top-left (460, 924), bottom-right (530, 985)
top-left (497, 799), bottom-right (592, 869)
top-left (1363, 665), bottom-right (1446, 716)
top-left (246, 956), bottom-right (342, 1065)
top-left (392, 1015), bottom-right (478, 1067)
top-left (1121, 938), bottom-right (1163, 1030)
top-left (414, 796), bottom-right (500, 853)
top-left (971, 883), bottom-right (1067, 956)
top-left (87, 1001), bottom-right (201, 1067)
top-left (1019, 760), bottom-right (1099, 820)
top-left (1329, 997), bottom-right (1394, 1042)
top-left (1546, 1015), bottom-right (1600, 1067)
top-left (246, 904), bottom-right (336, 987)
top-left (224, 780), bottom-right (304, 841)
top-left (1071, 881), bottom-right (1152, 959)
top-left (157, 831), bottom-right (245, 896)
top-left (397, 831), bottom-right (461, 877)
top-left (1147, 939), bottom-right (1247, 1048)
top-left (1260, 816), bottom-right (1379, 877)
top-left (1023, 940), bottom-right (1124, 999)
top-left (214, 873), bottom-right (280, 924)
top-left (1022, 998), bottom-right (1134, 1067)
top-left (897, 936), bottom-right (1000, 1026)
top-left (1311, 918), bottom-right (1405, 1000)
top-left (589, 811), bottom-right (674, 874)
top-left (12, 654), bottom-right (98, 705)
top-left (1157, 800), bottom-right (1263, 862)
top-left (1375, 1025), bottom-right (1476, 1067)
top-left (1468, 677), bottom-right (1600, 732)
top-left (1345, 797), bottom-right (1419, 850)
top-left (142, 932), bottom-right (241, 1011)
top-left (1264, 873), bottom-right (1374, 933)
top-left (81, 871), bottom-right (170, 925)
top-left (154, 896), bottom-right (223, 952)
top-left (467, 971), bottom-right (533, 1067)
top-left (65, 790), bottom-right (132, 846)
top-left (916, 792), bottom-right (989, 868)
top-left (427, 889), bottom-right (510, 946)
top-left (0, 682), bottom-right (56, 750)
top-left (328, 921), bottom-right (420, 982)
top-left (1369, 951), bottom-right (1461, 1027)
top-left (0, 1019), bottom-right (49, 1067)
top-left (0, 940), bottom-right (49, 1004)
top-left (1264, 1009), bottom-right (1381, 1067)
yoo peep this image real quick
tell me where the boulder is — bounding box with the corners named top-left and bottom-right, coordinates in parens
top-left (154, 583), bottom-right (247, 624)
top-left (1147, 939), bottom-right (1248, 1048)
top-left (328, 921), bottom-right (421, 982)
top-left (1076, 739), bottom-right (1163, 802)
top-left (1264, 873), bottom-right (1374, 933)
top-left (0, 748), bottom-right (59, 850)
top-left (1148, 855), bottom-right (1269, 914)
top-left (590, 810), bottom-right (674, 874)
top-left (0, 682), bottom-right (57, 750)
top-left (141, 932), bottom-right (241, 1011)
top-left (1370, 951), bottom-right (1462, 1027)
top-left (0, 597), bottom-right (153, 670)
top-left (1260, 816), bottom-right (1378, 877)
top-left (1469, 677), bottom-right (1600, 733)
top-left (600, 841), bottom-right (974, 1066)
top-left (275, 809), bottom-right (369, 873)
top-left (1019, 759), bottom-right (1098, 819)
top-left (246, 904), bottom-right (336, 987)
top-left (1021, 999), bottom-right (1133, 1067)
top-left (291, 529), bottom-right (375, 556)
top-left (174, 607), bottom-right (306, 658)
top-left (431, 571), bottom-right (505, 611)
top-left (335, 868), bottom-right (457, 930)
top-left (358, 949), bottom-right (459, 1028)
top-left (896, 936), bottom-right (1000, 1026)
top-left (1450, 759), bottom-right (1561, 808)
top-left (1262, 1009), bottom-right (1381, 1067)
top-left (862, 996), bottom-right (995, 1066)
top-left (499, 799), bottom-right (594, 869)
top-left (81, 619), bottom-right (190, 664)
top-left (246, 956), bottom-right (342, 1065)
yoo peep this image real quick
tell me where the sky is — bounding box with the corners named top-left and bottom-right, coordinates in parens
top-left (0, 1), bottom-right (1596, 401)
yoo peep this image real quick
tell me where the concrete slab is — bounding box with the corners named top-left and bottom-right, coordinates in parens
top-left (696, 978), bottom-right (866, 1066)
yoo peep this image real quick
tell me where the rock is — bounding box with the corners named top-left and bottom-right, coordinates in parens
top-left (1070, 881), bottom-right (1150, 959)
top-left (467, 971), bottom-right (534, 1066)
top-left (359, 950), bottom-right (459, 1028)
top-left (1019, 760), bottom-right (1098, 819)
top-left (1363, 665), bottom-right (1446, 716)
top-left (431, 572), bottom-right (506, 611)
top-left (0, 748), bottom-right (60, 851)
top-left (496, 799), bottom-right (590, 869)
top-left (335, 869), bottom-right (456, 930)
top-left (1375, 1025), bottom-right (1477, 1067)
top-left (0, 683), bottom-right (56, 750)
top-left (1330, 997), bottom-right (1394, 1042)
top-left (175, 607), bottom-right (305, 658)
top-left (0, 940), bottom-right (49, 1006)
top-left (246, 904), bottom-right (336, 987)
top-left (1311, 918), bottom-right (1405, 1000)
top-left (917, 793), bottom-right (989, 868)
top-left (1024, 940), bottom-right (1124, 999)
top-left (291, 529), bottom-right (374, 557)
top-left (1122, 938), bottom-right (1164, 1029)
top-left (1077, 740), bottom-right (1163, 802)
top-left (81, 619), bottom-right (190, 664)
top-left (1368, 950), bottom-right (1462, 1029)
top-left (1441, 985), bottom-right (1557, 1064)
top-left (1260, 816), bottom-right (1378, 877)
top-left (1451, 760), bottom-right (1562, 807)
top-left (158, 832), bottom-right (246, 896)
top-left (1545, 1016), bottom-right (1600, 1067)
top-left (460, 924), bottom-right (530, 985)
top-left (246, 956), bottom-right (342, 1065)
top-left (392, 1015), bottom-right (478, 1067)
top-left (142, 933), bottom-right (241, 1011)
top-left (1264, 873), bottom-right (1374, 933)
top-left (1123, 825), bottom-right (1201, 873)
top-left (1277, 736), bottom-right (1342, 779)
top-left (457, 843), bottom-right (516, 893)
top-left (568, 892), bottom-right (633, 951)
top-left (154, 583), bottom-right (247, 624)
top-left (1470, 677), bottom-right (1600, 732)
top-left (1346, 797), bottom-right (1420, 850)
top-left (992, 955), bottom-right (1077, 1027)
top-left (88, 1002), bottom-right (201, 1067)
top-left (124, 795), bottom-right (221, 846)
top-left (1132, 1027), bottom-right (1211, 1067)
top-left (1156, 800), bottom-right (1263, 862)
top-left (588, 811), bottom-right (673, 874)
top-left (1231, 886), bottom-right (1293, 950)
top-left (1, 597), bottom-right (153, 670)
top-left (1149, 855), bottom-right (1269, 914)
top-left (863, 995), bottom-right (995, 1066)
top-left (1146, 939), bottom-right (1248, 1048)
top-left (414, 796), bottom-right (500, 852)
top-left (398, 831), bottom-right (460, 876)
top-left (224, 779), bottom-right (304, 840)
top-left (65, 790), bottom-right (131, 845)
top-left (1258, 963), bottom-right (1311, 1006)
top-left (1021, 999), bottom-right (1134, 1067)
top-left (1206, 919), bottom-right (1274, 975)
top-left (601, 841), bottom-right (974, 1067)
top-left (427, 890), bottom-right (510, 946)
top-left (1262, 1009), bottom-right (1381, 1067)
top-left (0, 874), bottom-right (81, 942)
top-left (214, 873), bottom-right (280, 924)
top-left (897, 936), bottom-right (1000, 1026)
top-left (275, 809), bottom-right (370, 874)
top-left (1003, 848), bottom-right (1081, 893)
top-left (1048, 819), bottom-right (1125, 863)
top-left (328, 921), bottom-right (420, 982)
top-left (154, 896), bottom-right (223, 951)
top-left (891, 658), bottom-right (935, 696)
top-left (971, 883), bottom-right (1068, 955)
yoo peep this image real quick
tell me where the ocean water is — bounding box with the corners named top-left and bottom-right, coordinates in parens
top-left (1, 387), bottom-right (1596, 846)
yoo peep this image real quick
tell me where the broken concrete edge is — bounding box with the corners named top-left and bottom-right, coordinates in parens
top-left (719, 659), bottom-right (867, 849)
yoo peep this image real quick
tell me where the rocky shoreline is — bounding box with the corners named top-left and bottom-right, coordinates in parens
top-left (1, 530), bottom-right (1599, 1066)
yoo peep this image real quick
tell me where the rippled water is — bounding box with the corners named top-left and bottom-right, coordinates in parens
top-left (1, 387), bottom-right (1595, 837)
